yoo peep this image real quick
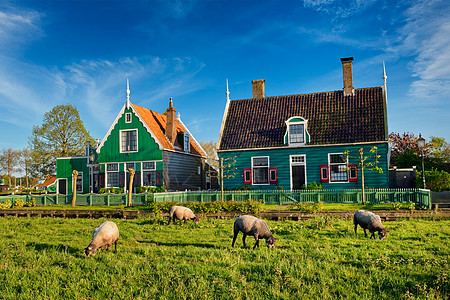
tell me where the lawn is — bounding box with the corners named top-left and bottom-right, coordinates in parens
top-left (0, 215), bottom-right (448, 299)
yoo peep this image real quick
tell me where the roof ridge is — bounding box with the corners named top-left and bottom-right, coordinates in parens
top-left (231, 86), bottom-right (382, 102)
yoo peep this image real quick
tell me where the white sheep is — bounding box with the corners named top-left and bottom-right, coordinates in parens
top-left (85, 221), bottom-right (119, 257)
top-left (232, 215), bottom-right (276, 250)
top-left (353, 210), bottom-right (389, 240)
top-left (167, 206), bottom-right (199, 225)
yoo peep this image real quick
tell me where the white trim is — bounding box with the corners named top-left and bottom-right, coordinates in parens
top-left (328, 153), bottom-right (349, 183)
top-left (217, 93), bottom-right (231, 151)
top-left (176, 117), bottom-right (207, 158)
top-left (251, 156), bottom-right (270, 185)
top-left (125, 112), bottom-right (132, 123)
top-left (217, 141), bottom-right (389, 153)
top-left (76, 171), bottom-right (83, 193)
top-left (119, 129), bottom-right (138, 153)
top-left (284, 116), bottom-right (309, 146)
top-left (289, 154), bottom-right (307, 190)
top-left (97, 103), bottom-right (164, 153)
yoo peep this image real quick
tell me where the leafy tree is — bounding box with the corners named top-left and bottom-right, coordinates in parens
top-left (389, 132), bottom-right (429, 169)
top-left (28, 104), bottom-right (95, 177)
top-left (199, 141), bottom-right (219, 169)
top-left (0, 148), bottom-right (19, 188)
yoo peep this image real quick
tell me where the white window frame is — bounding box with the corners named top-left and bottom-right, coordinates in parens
top-left (184, 132), bottom-right (190, 153)
top-left (328, 153), bottom-right (349, 183)
top-left (142, 161), bottom-right (157, 186)
top-left (125, 113), bottom-right (132, 123)
top-left (106, 163), bottom-right (119, 188)
top-left (252, 156), bottom-right (270, 185)
top-left (119, 129), bottom-right (138, 153)
top-left (289, 155), bottom-right (307, 190)
top-left (285, 117), bottom-right (308, 146)
top-left (76, 172), bottom-right (83, 193)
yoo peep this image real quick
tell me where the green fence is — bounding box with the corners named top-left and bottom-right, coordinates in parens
top-left (0, 189), bottom-right (432, 209)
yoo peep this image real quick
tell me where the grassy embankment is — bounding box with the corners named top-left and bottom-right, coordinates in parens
top-left (0, 216), bottom-right (448, 299)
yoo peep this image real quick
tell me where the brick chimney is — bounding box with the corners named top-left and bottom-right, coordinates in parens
top-left (165, 98), bottom-right (177, 145)
top-left (340, 57), bottom-right (354, 96)
top-left (251, 79), bottom-right (265, 98)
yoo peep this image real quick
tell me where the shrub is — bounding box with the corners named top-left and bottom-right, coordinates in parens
top-left (0, 200), bottom-right (12, 209)
top-left (417, 168), bottom-right (450, 192)
top-left (13, 199), bottom-right (24, 208)
top-left (291, 202), bottom-right (324, 213)
top-left (26, 198), bottom-right (36, 207)
top-left (391, 202), bottom-right (402, 210)
top-left (306, 181), bottom-right (323, 190)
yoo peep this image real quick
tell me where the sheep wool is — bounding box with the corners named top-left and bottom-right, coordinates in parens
top-left (167, 206), bottom-right (199, 225)
top-left (353, 210), bottom-right (388, 240)
top-left (232, 215), bottom-right (276, 250)
top-left (85, 221), bottom-right (119, 257)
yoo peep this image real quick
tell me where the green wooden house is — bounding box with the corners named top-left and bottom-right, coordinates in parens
top-left (217, 57), bottom-right (390, 190)
top-left (57, 83), bottom-right (216, 194)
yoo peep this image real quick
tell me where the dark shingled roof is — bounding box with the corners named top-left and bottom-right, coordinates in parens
top-left (219, 87), bottom-right (386, 150)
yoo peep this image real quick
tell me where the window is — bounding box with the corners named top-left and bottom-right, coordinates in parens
top-left (269, 167), bottom-right (278, 184)
top-left (289, 124), bottom-right (304, 144)
top-left (125, 113), bottom-right (132, 123)
top-left (285, 117), bottom-right (309, 146)
top-left (107, 163), bottom-right (119, 187)
top-left (126, 162), bottom-right (135, 171)
top-left (142, 161), bottom-right (156, 186)
top-left (252, 157), bottom-right (269, 184)
top-left (329, 154), bottom-right (348, 182)
top-left (184, 132), bottom-right (190, 153)
top-left (76, 172), bottom-right (83, 193)
top-left (243, 168), bottom-right (252, 184)
top-left (120, 129), bottom-right (137, 152)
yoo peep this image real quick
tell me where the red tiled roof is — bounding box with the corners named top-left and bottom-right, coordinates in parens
top-left (132, 103), bottom-right (206, 157)
top-left (219, 87), bottom-right (386, 150)
top-left (35, 175), bottom-right (57, 188)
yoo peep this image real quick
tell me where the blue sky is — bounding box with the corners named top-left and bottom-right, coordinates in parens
top-left (1, 0), bottom-right (449, 151)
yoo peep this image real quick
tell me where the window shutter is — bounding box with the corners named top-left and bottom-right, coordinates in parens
top-left (119, 172), bottom-right (124, 187)
top-left (320, 165), bottom-right (329, 182)
top-left (133, 172), bottom-right (141, 187)
top-left (156, 170), bottom-right (163, 187)
top-left (269, 167), bottom-right (278, 184)
top-left (349, 164), bottom-right (358, 182)
top-left (243, 168), bottom-right (252, 184)
top-left (99, 173), bottom-right (104, 187)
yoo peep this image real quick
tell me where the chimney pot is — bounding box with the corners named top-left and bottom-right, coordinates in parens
top-left (251, 79), bottom-right (265, 98)
top-left (341, 57), bottom-right (354, 96)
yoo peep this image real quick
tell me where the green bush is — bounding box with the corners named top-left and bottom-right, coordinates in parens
top-left (0, 200), bottom-right (12, 209)
top-left (136, 186), bottom-right (166, 193)
top-left (26, 198), bottom-right (36, 207)
top-left (13, 199), bottom-right (24, 208)
top-left (417, 168), bottom-right (450, 192)
top-left (305, 181), bottom-right (323, 190)
top-left (99, 187), bottom-right (125, 194)
top-left (291, 202), bottom-right (324, 213)
top-left (145, 199), bottom-right (262, 214)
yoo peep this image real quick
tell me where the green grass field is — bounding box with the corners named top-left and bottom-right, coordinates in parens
top-left (0, 215), bottom-right (448, 299)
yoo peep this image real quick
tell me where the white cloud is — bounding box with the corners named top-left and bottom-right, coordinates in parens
top-left (303, 0), bottom-right (377, 20)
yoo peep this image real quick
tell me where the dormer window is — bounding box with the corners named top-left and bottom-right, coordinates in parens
top-left (184, 132), bottom-right (190, 153)
top-left (284, 117), bottom-right (310, 146)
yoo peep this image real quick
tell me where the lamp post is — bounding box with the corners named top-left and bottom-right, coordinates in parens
top-left (417, 134), bottom-right (426, 189)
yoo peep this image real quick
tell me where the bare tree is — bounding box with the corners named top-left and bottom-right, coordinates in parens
top-left (0, 148), bottom-right (19, 189)
top-left (18, 148), bottom-right (32, 188)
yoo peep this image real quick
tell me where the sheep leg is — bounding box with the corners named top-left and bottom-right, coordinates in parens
top-left (106, 244), bottom-right (111, 252)
top-left (114, 240), bottom-right (117, 254)
top-left (184, 218), bottom-right (188, 224)
top-left (167, 217), bottom-right (172, 225)
top-left (354, 223), bottom-right (358, 236)
top-left (232, 231), bottom-right (238, 247)
top-left (370, 231), bottom-right (375, 239)
top-left (363, 228), bottom-right (368, 238)
top-left (242, 234), bottom-right (247, 248)
top-left (253, 237), bottom-right (260, 250)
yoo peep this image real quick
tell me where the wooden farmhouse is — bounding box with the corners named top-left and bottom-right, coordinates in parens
top-left (57, 83), bottom-right (216, 194)
top-left (217, 57), bottom-right (390, 190)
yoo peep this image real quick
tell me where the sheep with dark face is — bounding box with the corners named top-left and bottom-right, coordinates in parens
top-left (232, 215), bottom-right (276, 250)
top-left (85, 221), bottom-right (119, 257)
top-left (167, 206), bottom-right (199, 225)
top-left (353, 210), bottom-right (389, 240)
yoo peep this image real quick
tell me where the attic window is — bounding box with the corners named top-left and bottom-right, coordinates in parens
top-left (284, 117), bottom-right (309, 146)
top-left (184, 132), bottom-right (190, 153)
top-left (125, 113), bottom-right (132, 123)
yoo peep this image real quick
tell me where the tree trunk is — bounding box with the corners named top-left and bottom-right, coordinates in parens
top-left (128, 169), bottom-right (135, 207)
top-left (72, 170), bottom-right (78, 207)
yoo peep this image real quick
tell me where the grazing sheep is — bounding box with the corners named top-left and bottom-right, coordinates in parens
top-left (232, 215), bottom-right (276, 250)
top-left (353, 210), bottom-right (389, 240)
top-left (85, 221), bottom-right (119, 257)
top-left (167, 206), bottom-right (199, 225)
